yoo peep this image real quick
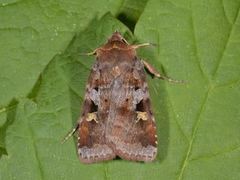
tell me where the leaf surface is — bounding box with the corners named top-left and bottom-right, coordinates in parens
top-left (1, 0), bottom-right (240, 179)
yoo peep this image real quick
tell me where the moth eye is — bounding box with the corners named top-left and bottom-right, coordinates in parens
top-left (125, 98), bottom-right (129, 102)
top-left (104, 99), bottom-right (108, 103)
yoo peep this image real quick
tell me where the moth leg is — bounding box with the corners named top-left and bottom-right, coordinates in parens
top-left (86, 112), bottom-right (98, 123)
top-left (136, 111), bottom-right (148, 123)
top-left (130, 43), bottom-right (156, 49)
top-left (141, 60), bottom-right (186, 83)
top-left (80, 48), bottom-right (98, 56)
top-left (61, 124), bottom-right (79, 144)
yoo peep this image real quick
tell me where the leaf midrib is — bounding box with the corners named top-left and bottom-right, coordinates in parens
top-left (177, 87), bottom-right (211, 180)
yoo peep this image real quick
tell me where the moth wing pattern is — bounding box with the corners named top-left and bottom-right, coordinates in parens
top-left (75, 31), bottom-right (160, 163)
top-left (108, 58), bottom-right (158, 162)
top-left (77, 60), bottom-right (116, 163)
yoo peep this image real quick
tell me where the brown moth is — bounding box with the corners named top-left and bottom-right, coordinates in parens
top-left (63, 31), bottom-right (184, 163)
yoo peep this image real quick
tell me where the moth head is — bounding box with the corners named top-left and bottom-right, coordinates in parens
top-left (108, 30), bottom-right (129, 45)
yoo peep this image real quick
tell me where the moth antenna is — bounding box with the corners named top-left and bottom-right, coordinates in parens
top-left (130, 43), bottom-right (157, 49)
top-left (122, 37), bottom-right (129, 45)
top-left (61, 125), bottom-right (79, 144)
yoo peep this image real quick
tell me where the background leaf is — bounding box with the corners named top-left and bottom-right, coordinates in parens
top-left (0, 0), bottom-right (240, 180)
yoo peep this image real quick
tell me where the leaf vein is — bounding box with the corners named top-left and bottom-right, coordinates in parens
top-left (190, 144), bottom-right (240, 162)
top-left (168, 93), bottom-right (189, 142)
top-left (190, 7), bottom-right (207, 80)
top-left (213, 5), bottom-right (240, 77)
top-left (177, 87), bottom-right (211, 180)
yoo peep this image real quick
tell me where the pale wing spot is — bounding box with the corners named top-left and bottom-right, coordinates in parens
top-left (111, 66), bottom-right (121, 78)
top-left (86, 112), bottom-right (98, 123)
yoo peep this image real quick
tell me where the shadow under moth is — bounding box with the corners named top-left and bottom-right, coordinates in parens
top-left (63, 31), bottom-right (184, 163)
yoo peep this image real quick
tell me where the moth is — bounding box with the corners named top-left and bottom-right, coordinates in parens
top-left (63, 31), bottom-right (183, 163)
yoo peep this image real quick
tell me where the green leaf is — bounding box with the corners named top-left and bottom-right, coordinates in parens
top-left (116, 0), bottom-right (149, 31)
top-left (0, 0), bottom-right (123, 107)
top-left (0, 14), bottom-right (131, 180)
top-left (1, 0), bottom-right (240, 180)
top-left (134, 0), bottom-right (240, 179)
